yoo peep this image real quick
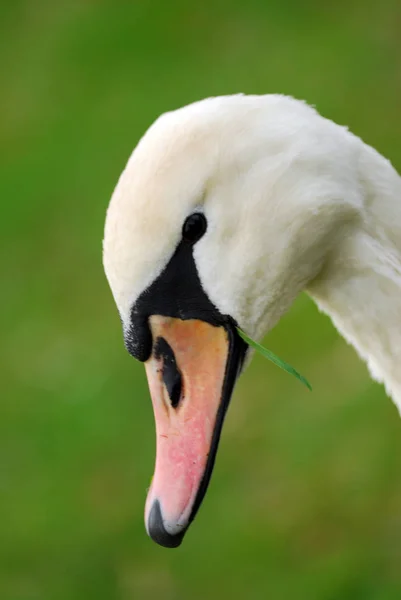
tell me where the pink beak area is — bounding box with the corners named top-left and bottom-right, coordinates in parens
top-left (144, 315), bottom-right (232, 548)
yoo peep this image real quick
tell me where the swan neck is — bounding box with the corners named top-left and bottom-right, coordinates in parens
top-left (307, 147), bottom-right (401, 411)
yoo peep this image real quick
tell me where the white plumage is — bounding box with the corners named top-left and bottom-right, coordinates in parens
top-left (104, 94), bottom-right (401, 411)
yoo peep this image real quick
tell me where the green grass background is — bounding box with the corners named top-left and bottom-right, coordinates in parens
top-left (2, 1), bottom-right (401, 598)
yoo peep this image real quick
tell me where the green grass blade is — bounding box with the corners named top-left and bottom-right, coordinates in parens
top-left (237, 328), bottom-right (312, 391)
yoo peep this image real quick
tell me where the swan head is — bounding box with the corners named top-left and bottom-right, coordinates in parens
top-left (103, 94), bottom-right (359, 548)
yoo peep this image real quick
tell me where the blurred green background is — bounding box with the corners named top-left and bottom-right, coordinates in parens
top-left (2, 1), bottom-right (401, 598)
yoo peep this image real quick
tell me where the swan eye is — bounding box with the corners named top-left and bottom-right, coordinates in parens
top-left (182, 212), bottom-right (207, 244)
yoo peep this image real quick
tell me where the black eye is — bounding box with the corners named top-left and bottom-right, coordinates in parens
top-left (182, 212), bottom-right (207, 244)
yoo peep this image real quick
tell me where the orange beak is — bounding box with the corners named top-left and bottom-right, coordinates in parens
top-left (144, 315), bottom-right (245, 547)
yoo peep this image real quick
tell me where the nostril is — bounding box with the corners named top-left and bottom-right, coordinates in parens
top-left (154, 337), bottom-right (182, 408)
top-left (163, 359), bottom-right (182, 408)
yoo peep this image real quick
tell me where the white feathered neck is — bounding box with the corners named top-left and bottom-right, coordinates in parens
top-left (103, 94), bottom-right (401, 412)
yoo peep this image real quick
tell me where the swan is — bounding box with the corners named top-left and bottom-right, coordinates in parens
top-left (103, 94), bottom-right (401, 549)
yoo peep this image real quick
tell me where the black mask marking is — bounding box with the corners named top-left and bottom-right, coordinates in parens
top-left (125, 238), bottom-right (228, 362)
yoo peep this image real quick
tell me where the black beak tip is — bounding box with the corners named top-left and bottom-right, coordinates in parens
top-left (147, 499), bottom-right (186, 549)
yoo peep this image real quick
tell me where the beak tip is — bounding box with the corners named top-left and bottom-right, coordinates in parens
top-left (147, 499), bottom-right (186, 549)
